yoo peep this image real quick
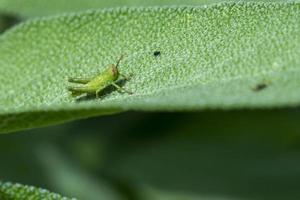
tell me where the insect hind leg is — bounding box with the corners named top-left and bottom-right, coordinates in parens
top-left (68, 86), bottom-right (94, 97)
top-left (68, 77), bottom-right (92, 84)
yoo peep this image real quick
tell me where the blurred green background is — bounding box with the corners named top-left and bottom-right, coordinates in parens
top-left (1, 110), bottom-right (300, 200)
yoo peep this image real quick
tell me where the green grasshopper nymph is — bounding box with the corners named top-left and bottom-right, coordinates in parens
top-left (68, 55), bottom-right (133, 98)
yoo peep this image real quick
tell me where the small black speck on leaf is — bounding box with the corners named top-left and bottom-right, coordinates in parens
top-left (153, 51), bottom-right (161, 57)
top-left (252, 83), bottom-right (268, 92)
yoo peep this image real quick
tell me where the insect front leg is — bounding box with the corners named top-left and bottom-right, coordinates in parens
top-left (111, 82), bottom-right (133, 94)
top-left (119, 73), bottom-right (133, 81)
top-left (68, 77), bottom-right (93, 84)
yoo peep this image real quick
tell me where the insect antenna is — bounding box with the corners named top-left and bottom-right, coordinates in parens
top-left (115, 55), bottom-right (124, 69)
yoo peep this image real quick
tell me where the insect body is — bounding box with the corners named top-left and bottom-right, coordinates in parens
top-left (252, 83), bottom-right (268, 92)
top-left (252, 80), bottom-right (270, 92)
top-left (68, 56), bottom-right (132, 98)
top-left (153, 51), bottom-right (161, 57)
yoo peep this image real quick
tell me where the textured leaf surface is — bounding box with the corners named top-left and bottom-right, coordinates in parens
top-left (0, 0), bottom-right (293, 18)
top-left (0, 182), bottom-right (75, 200)
top-left (0, 2), bottom-right (300, 133)
top-left (0, 0), bottom-right (217, 17)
